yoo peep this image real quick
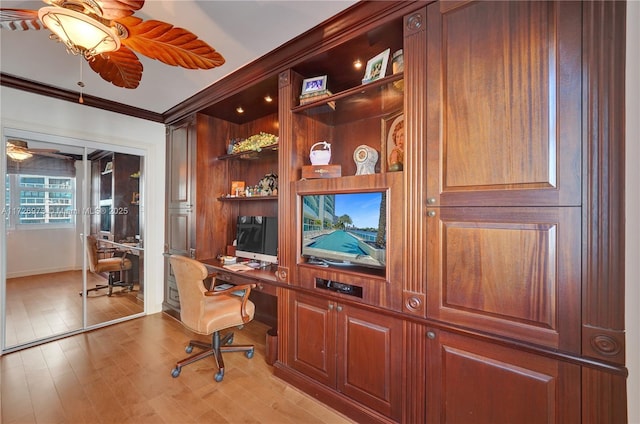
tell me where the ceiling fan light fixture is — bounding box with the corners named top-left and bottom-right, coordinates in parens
top-left (6, 141), bottom-right (33, 162)
top-left (38, 6), bottom-right (120, 58)
top-left (7, 150), bottom-right (33, 162)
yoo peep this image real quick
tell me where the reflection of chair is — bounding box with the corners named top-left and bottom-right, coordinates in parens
top-left (169, 255), bottom-right (255, 382)
top-left (85, 235), bottom-right (133, 296)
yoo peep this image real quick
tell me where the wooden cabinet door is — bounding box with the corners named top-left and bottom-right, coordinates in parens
top-left (426, 0), bottom-right (582, 207)
top-left (335, 305), bottom-right (402, 421)
top-left (288, 292), bottom-right (336, 387)
top-left (165, 116), bottom-right (196, 258)
top-left (166, 116), bottom-right (196, 211)
top-left (427, 329), bottom-right (581, 423)
top-left (426, 206), bottom-right (581, 353)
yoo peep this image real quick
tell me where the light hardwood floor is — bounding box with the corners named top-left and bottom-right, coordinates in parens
top-left (1, 312), bottom-right (355, 424)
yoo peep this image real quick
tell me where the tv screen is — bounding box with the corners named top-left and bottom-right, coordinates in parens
top-left (301, 192), bottom-right (386, 269)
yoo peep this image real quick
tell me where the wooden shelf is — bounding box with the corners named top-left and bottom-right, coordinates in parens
top-left (292, 74), bottom-right (404, 125)
top-left (217, 143), bottom-right (278, 161)
top-left (217, 195), bottom-right (278, 202)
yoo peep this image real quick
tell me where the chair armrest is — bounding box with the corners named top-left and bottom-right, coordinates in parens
top-left (205, 283), bottom-right (256, 323)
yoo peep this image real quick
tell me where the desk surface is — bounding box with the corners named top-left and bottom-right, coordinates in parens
top-left (201, 258), bottom-right (278, 284)
top-left (100, 239), bottom-right (144, 254)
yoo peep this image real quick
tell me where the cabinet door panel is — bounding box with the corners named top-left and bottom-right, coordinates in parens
top-left (337, 306), bottom-right (402, 421)
top-left (427, 330), bottom-right (580, 423)
top-left (426, 207), bottom-right (581, 352)
top-left (166, 209), bottom-right (194, 257)
top-left (167, 118), bottom-right (196, 209)
top-left (288, 293), bottom-right (336, 386)
top-left (426, 0), bottom-right (581, 206)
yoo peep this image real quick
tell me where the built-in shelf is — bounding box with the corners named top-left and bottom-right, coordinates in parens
top-left (217, 195), bottom-right (278, 202)
top-left (217, 143), bottom-right (279, 161)
top-left (292, 74), bottom-right (404, 126)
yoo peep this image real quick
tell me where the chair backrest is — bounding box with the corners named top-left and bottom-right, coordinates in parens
top-left (86, 235), bottom-right (99, 273)
top-left (169, 255), bottom-right (209, 332)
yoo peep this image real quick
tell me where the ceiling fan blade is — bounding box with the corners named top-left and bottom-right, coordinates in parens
top-left (32, 151), bottom-right (74, 160)
top-left (95, 0), bottom-right (144, 20)
top-left (88, 45), bottom-right (143, 89)
top-left (0, 8), bottom-right (43, 30)
top-left (118, 16), bottom-right (225, 70)
top-left (29, 148), bottom-right (61, 153)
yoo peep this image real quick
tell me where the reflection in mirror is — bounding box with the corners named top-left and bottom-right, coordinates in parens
top-left (3, 137), bottom-right (144, 350)
top-left (85, 151), bottom-right (144, 327)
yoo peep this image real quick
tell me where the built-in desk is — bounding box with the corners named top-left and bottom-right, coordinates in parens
top-left (201, 258), bottom-right (278, 329)
top-left (99, 240), bottom-right (144, 300)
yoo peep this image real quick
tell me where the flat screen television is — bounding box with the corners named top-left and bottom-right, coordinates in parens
top-left (236, 216), bottom-right (278, 264)
top-left (301, 191), bottom-right (386, 270)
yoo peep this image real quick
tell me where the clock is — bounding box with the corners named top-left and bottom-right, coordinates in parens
top-left (353, 145), bottom-right (378, 175)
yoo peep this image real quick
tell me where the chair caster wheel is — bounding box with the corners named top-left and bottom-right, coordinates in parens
top-left (171, 367), bottom-right (181, 378)
top-left (246, 349), bottom-right (254, 359)
top-left (214, 371), bottom-right (224, 382)
top-left (185, 345), bottom-right (193, 353)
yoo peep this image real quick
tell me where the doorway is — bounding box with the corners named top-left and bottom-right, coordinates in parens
top-left (2, 131), bottom-right (145, 352)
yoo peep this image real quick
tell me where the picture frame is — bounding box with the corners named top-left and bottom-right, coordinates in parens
top-left (230, 180), bottom-right (245, 197)
top-left (363, 48), bottom-right (390, 84)
top-left (301, 75), bottom-right (327, 94)
top-left (381, 112), bottom-right (404, 172)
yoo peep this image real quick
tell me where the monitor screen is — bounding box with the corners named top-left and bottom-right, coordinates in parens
top-left (236, 216), bottom-right (278, 263)
top-left (301, 191), bottom-right (386, 269)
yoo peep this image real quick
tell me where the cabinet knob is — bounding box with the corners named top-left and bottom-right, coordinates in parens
top-left (427, 197), bottom-right (437, 204)
top-left (336, 305), bottom-right (343, 312)
top-left (427, 210), bottom-right (436, 218)
top-left (328, 303), bottom-right (334, 311)
top-left (427, 331), bottom-right (436, 340)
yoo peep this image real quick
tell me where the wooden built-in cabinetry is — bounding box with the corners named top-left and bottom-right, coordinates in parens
top-left (164, 1), bottom-right (627, 422)
top-left (91, 151), bottom-right (140, 243)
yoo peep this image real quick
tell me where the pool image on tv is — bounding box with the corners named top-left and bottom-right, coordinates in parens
top-left (301, 192), bottom-right (386, 269)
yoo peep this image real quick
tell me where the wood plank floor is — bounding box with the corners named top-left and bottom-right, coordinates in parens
top-left (1, 313), bottom-right (355, 424)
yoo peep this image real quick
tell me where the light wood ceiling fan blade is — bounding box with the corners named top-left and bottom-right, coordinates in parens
top-left (0, 9), bottom-right (43, 30)
top-left (118, 16), bottom-right (225, 70)
top-left (95, 0), bottom-right (144, 20)
top-left (32, 151), bottom-right (75, 160)
top-left (89, 46), bottom-right (143, 89)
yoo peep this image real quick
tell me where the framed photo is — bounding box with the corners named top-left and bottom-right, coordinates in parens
top-left (363, 48), bottom-right (390, 84)
top-left (301, 75), bottom-right (327, 94)
top-left (230, 180), bottom-right (245, 197)
top-left (381, 112), bottom-right (404, 172)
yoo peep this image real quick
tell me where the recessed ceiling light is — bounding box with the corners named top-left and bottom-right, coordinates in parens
top-left (353, 59), bottom-right (362, 69)
top-left (236, 107), bottom-right (244, 114)
top-left (264, 95), bottom-right (273, 103)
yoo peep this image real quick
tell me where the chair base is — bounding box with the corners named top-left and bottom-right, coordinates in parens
top-left (80, 271), bottom-right (134, 296)
top-left (171, 330), bottom-right (254, 382)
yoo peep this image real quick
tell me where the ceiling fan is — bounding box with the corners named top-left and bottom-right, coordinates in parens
top-left (6, 139), bottom-right (73, 161)
top-left (0, 0), bottom-right (225, 90)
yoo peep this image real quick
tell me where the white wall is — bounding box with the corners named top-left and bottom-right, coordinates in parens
top-left (0, 86), bottom-right (166, 316)
top-left (626, 1), bottom-right (639, 422)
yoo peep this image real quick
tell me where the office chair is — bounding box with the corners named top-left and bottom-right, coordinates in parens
top-left (169, 254), bottom-right (256, 382)
top-left (84, 235), bottom-right (133, 296)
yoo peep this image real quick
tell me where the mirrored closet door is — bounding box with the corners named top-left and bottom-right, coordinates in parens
top-left (2, 133), bottom-right (145, 351)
